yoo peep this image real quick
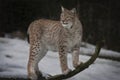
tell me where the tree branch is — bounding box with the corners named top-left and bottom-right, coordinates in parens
top-left (46, 41), bottom-right (104, 80)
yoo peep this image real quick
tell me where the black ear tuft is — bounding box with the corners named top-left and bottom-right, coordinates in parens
top-left (27, 34), bottom-right (29, 43)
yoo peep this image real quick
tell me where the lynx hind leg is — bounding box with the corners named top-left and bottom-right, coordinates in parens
top-left (72, 48), bottom-right (82, 68)
top-left (59, 45), bottom-right (71, 74)
top-left (28, 41), bottom-right (47, 80)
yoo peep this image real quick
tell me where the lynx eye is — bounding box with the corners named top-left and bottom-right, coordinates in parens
top-left (70, 16), bottom-right (74, 19)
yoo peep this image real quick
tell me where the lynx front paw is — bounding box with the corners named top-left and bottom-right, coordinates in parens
top-left (42, 72), bottom-right (52, 79)
top-left (28, 73), bottom-right (38, 80)
top-left (73, 61), bottom-right (83, 68)
top-left (63, 68), bottom-right (71, 75)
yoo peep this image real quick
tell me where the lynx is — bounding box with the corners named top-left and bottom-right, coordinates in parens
top-left (27, 6), bottom-right (83, 80)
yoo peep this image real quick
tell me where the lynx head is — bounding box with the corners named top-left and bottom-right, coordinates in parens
top-left (60, 6), bottom-right (76, 29)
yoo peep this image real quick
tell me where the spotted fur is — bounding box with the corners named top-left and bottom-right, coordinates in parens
top-left (27, 7), bottom-right (83, 80)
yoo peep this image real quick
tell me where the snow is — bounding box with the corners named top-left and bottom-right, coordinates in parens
top-left (0, 37), bottom-right (120, 80)
top-left (80, 42), bottom-right (120, 61)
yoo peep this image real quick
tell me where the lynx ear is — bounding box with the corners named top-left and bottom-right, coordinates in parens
top-left (71, 8), bottom-right (76, 13)
top-left (61, 6), bottom-right (65, 12)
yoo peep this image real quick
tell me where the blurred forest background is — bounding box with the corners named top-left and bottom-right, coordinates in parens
top-left (0, 0), bottom-right (119, 52)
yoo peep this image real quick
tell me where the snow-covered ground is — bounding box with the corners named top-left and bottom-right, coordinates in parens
top-left (0, 38), bottom-right (120, 80)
